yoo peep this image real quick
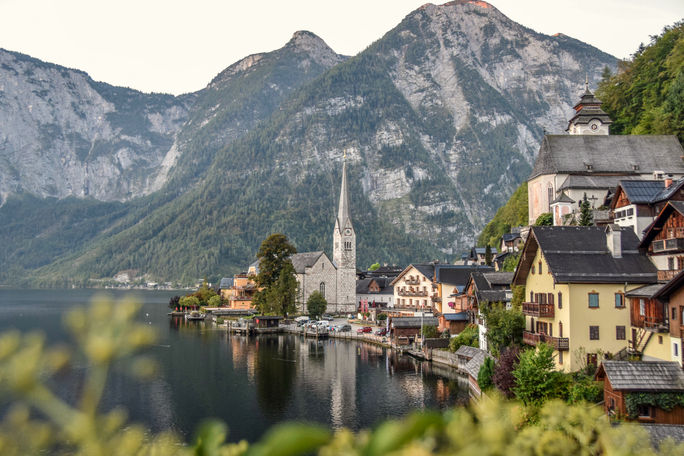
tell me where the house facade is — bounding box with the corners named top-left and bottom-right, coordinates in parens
top-left (640, 201), bottom-right (684, 281)
top-left (513, 225), bottom-right (657, 372)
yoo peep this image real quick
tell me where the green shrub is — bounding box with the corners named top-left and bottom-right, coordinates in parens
top-left (449, 324), bottom-right (479, 352)
top-left (478, 357), bottom-right (495, 392)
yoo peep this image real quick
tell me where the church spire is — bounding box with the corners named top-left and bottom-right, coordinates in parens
top-left (337, 151), bottom-right (352, 229)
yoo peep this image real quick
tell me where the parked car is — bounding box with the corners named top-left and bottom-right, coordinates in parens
top-left (337, 324), bottom-right (351, 332)
top-left (374, 328), bottom-right (388, 336)
top-left (357, 326), bottom-right (372, 334)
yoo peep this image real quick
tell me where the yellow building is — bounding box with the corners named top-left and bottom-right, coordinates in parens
top-left (512, 225), bottom-right (657, 372)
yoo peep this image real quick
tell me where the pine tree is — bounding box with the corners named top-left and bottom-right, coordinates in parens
top-left (579, 194), bottom-right (593, 226)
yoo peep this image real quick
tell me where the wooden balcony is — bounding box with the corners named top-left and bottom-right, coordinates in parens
top-left (523, 331), bottom-right (569, 351)
top-left (658, 269), bottom-right (681, 281)
top-left (404, 278), bottom-right (421, 285)
top-left (397, 290), bottom-right (427, 297)
top-left (522, 302), bottom-right (555, 318)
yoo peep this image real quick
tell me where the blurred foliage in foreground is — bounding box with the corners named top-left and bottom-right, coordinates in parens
top-left (1, 297), bottom-right (683, 455)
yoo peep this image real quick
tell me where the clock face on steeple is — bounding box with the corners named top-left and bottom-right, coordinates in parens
top-left (344, 228), bottom-right (352, 236)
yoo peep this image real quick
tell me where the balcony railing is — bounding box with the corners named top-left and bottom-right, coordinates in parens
top-left (404, 278), bottom-right (421, 285)
top-left (522, 302), bottom-right (555, 318)
top-left (658, 269), bottom-right (681, 281)
top-left (523, 331), bottom-right (569, 351)
top-left (397, 290), bottom-right (428, 297)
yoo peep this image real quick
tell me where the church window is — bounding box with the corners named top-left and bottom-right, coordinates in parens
top-left (320, 282), bottom-right (325, 296)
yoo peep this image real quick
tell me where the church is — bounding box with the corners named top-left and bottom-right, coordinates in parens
top-left (527, 81), bottom-right (684, 226)
top-left (290, 156), bottom-right (357, 314)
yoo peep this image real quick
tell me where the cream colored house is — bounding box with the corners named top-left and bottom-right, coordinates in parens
top-left (512, 225), bottom-right (657, 372)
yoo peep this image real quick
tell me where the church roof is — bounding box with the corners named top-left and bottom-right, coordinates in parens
top-left (290, 251), bottom-right (328, 274)
top-left (559, 175), bottom-right (641, 191)
top-left (529, 135), bottom-right (684, 180)
top-left (336, 158), bottom-right (353, 230)
top-left (550, 191), bottom-right (575, 204)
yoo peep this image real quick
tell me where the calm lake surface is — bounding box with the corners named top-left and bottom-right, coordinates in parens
top-left (0, 288), bottom-right (468, 442)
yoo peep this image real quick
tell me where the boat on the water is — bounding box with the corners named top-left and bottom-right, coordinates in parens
top-left (185, 311), bottom-right (206, 321)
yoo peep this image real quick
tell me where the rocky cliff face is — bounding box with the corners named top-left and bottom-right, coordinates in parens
top-left (0, 2), bottom-right (618, 283)
top-left (0, 49), bottom-right (190, 203)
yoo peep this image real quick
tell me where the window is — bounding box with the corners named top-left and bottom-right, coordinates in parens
top-left (659, 335), bottom-right (663, 344)
top-left (672, 306), bottom-right (677, 320)
top-left (588, 293), bottom-right (599, 308)
top-left (616, 326), bottom-right (625, 340)
top-left (530, 291), bottom-right (534, 302)
top-left (669, 257), bottom-right (675, 270)
top-left (558, 292), bottom-right (562, 309)
top-left (639, 299), bottom-right (645, 316)
top-left (638, 405), bottom-right (654, 419)
top-left (587, 353), bottom-right (598, 366)
top-left (320, 282), bottom-right (325, 296)
top-left (675, 343), bottom-right (679, 357)
top-left (558, 351), bottom-right (563, 365)
top-left (531, 265), bottom-right (535, 275)
top-left (614, 293), bottom-right (624, 308)
top-left (538, 261), bottom-right (542, 275)
top-left (590, 326), bottom-right (600, 340)
top-left (547, 187), bottom-right (554, 211)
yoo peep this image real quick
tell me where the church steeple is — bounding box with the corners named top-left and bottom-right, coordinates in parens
top-left (566, 80), bottom-right (612, 135)
top-left (337, 152), bottom-right (352, 231)
top-left (332, 150), bottom-right (356, 313)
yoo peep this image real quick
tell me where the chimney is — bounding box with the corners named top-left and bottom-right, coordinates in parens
top-left (605, 224), bottom-right (622, 258)
top-left (665, 175), bottom-right (674, 188)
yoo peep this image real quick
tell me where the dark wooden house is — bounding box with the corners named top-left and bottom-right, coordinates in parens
top-left (653, 270), bottom-right (684, 366)
top-left (625, 283), bottom-right (669, 357)
top-left (640, 201), bottom-right (684, 282)
top-left (390, 317), bottom-right (438, 346)
top-left (596, 360), bottom-right (684, 424)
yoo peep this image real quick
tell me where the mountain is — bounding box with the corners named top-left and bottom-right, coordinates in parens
top-left (0, 48), bottom-right (191, 203)
top-left (1, 1), bottom-right (618, 285)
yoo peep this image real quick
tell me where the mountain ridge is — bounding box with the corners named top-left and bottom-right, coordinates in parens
top-left (0, 2), bottom-right (618, 285)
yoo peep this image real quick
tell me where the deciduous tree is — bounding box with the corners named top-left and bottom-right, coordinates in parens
top-left (306, 291), bottom-right (327, 320)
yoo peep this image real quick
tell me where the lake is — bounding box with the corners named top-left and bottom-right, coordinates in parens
top-left (0, 288), bottom-right (469, 442)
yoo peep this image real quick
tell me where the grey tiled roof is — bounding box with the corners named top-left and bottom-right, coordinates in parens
top-left (551, 191), bottom-right (575, 204)
top-left (625, 283), bottom-right (665, 298)
top-left (290, 251), bottom-right (326, 273)
top-left (559, 175), bottom-right (641, 191)
top-left (502, 232), bottom-right (521, 242)
top-left (392, 317), bottom-right (438, 328)
top-left (455, 346), bottom-right (493, 380)
top-left (619, 180), bottom-right (666, 204)
top-left (516, 226), bottom-right (657, 284)
top-left (219, 277), bottom-right (234, 289)
top-left (455, 345), bottom-right (481, 359)
top-left (444, 312), bottom-right (468, 321)
top-left (438, 265), bottom-right (494, 287)
top-left (600, 361), bottom-right (684, 391)
top-left (483, 272), bottom-right (514, 286)
top-left (530, 135), bottom-right (684, 180)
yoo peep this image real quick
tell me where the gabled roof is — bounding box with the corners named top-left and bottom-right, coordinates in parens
top-left (454, 346), bottom-right (494, 380)
top-left (502, 232), bottom-right (521, 242)
top-left (653, 269), bottom-right (684, 302)
top-left (436, 265), bottom-right (494, 287)
top-left (390, 263), bottom-right (436, 286)
top-left (290, 251), bottom-right (327, 274)
top-left (356, 277), bottom-right (394, 295)
top-left (513, 226), bottom-right (657, 285)
top-left (597, 361), bottom-right (684, 392)
top-left (471, 246), bottom-right (498, 256)
top-left (219, 277), bottom-right (234, 289)
top-left (639, 201), bottom-right (684, 249)
top-left (484, 272), bottom-right (515, 287)
top-left (529, 135), bottom-right (684, 180)
top-left (550, 191), bottom-right (575, 204)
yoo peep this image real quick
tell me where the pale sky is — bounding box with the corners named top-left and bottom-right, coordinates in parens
top-left (0, 0), bottom-right (681, 95)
